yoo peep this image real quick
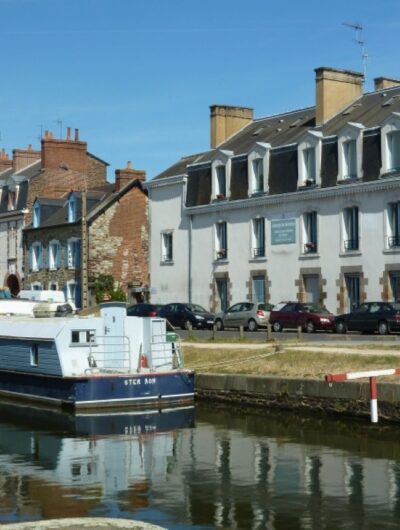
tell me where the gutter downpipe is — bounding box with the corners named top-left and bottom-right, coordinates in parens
top-left (188, 214), bottom-right (193, 303)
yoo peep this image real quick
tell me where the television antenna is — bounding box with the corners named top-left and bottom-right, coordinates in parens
top-left (54, 119), bottom-right (63, 139)
top-left (342, 22), bottom-right (368, 82)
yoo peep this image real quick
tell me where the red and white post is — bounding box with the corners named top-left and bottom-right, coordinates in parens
top-left (325, 368), bottom-right (400, 423)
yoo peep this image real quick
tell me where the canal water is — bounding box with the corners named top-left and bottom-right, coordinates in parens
top-left (0, 401), bottom-right (400, 529)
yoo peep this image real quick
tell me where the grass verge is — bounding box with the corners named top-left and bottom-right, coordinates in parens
top-left (183, 344), bottom-right (400, 381)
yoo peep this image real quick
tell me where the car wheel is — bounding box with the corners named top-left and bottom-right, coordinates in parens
top-left (247, 319), bottom-right (258, 332)
top-left (215, 319), bottom-right (224, 331)
top-left (305, 320), bottom-right (315, 333)
top-left (335, 320), bottom-right (347, 334)
top-left (272, 321), bottom-right (282, 332)
top-left (378, 320), bottom-right (389, 335)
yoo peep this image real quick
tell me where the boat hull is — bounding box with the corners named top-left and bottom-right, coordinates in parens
top-left (0, 369), bottom-right (195, 409)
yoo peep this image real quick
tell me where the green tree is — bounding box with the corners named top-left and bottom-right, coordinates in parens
top-left (90, 274), bottom-right (127, 304)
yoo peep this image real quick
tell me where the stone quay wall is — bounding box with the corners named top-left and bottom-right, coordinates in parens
top-left (195, 373), bottom-right (400, 422)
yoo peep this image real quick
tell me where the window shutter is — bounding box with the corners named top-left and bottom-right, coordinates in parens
top-left (56, 243), bottom-right (61, 270)
top-left (38, 243), bottom-right (43, 271)
top-left (63, 283), bottom-right (68, 302)
top-left (29, 246), bottom-right (33, 272)
top-left (75, 240), bottom-right (81, 268)
top-left (75, 281), bottom-right (81, 309)
top-left (64, 242), bottom-right (69, 268)
top-left (47, 243), bottom-right (51, 270)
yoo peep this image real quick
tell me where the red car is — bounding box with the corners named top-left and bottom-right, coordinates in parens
top-left (269, 302), bottom-right (334, 333)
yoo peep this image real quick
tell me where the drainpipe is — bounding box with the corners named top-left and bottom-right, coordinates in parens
top-left (188, 214), bottom-right (193, 303)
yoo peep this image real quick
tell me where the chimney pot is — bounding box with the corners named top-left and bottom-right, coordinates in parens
top-left (28, 144), bottom-right (32, 150)
top-left (127, 161), bottom-right (132, 169)
top-left (66, 127), bottom-right (71, 140)
top-left (74, 128), bottom-right (79, 141)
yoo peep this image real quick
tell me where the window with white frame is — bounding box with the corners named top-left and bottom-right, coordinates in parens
top-left (337, 122), bottom-right (364, 181)
top-left (343, 207), bottom-right (359, 251)
top-left (303, 148), bottom-right (316, 182)
top-left (216, 221), bottom-right (227, 260)
top-left (387, 131), bottom-right (400, 172)
top-left (68, 194), bottom-right (77, 222)
top-left (31, 282), bottom-right (42, 290)
top-left (33, 202), bottom-right (41, 228)
top-left (66, 280), bottom-right (80, 308)
top-left (66, 238), bottom-right (81, 269)
top-left (303, 211), bottom-right (318, 254)
top-left (381, 113), bottom-right (400, 175)
top-left (252, 275), bottom-right (265, 303)
top-left (297, 131), bottom-right (322, 187)
top-left (48, 240), bottom-right (61, 270)
top-left (388, 201), bottom-right (400, 248)
top-left (30, 242), bottom-right (43, 272)
top-left (215, 165), bottom-right (226, 198)
top-left (252, 159), bottom-right (264, 193)
top-left (252, 218), bottom-right (265, 258)
top-left (343, 140), bottom-right (357, 178)
top-left (161, 232), bottom-right (173, 262)
top-left (248, 142), bottom-right (270, 196)
top-left (211, 150), bottom-right (232, 200)
top-left (49, 281), bottom-right (59, 291)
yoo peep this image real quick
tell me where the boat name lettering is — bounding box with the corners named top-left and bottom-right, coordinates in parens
top-left (124, 377), bottom-right (156, 386)
top-left (124, 425), bottom-right (157, 435)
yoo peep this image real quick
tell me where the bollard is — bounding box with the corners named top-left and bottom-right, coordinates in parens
top-left (297, 325), bottom-right (302, 340)
top-left (187, 323), bottom-right (193, 340)
top-left (212, 324), bottom-right (216, 341)
top-left (239, 325), bottom-right (244, 340)
top-left (266, 322), bottom-right (272, 341)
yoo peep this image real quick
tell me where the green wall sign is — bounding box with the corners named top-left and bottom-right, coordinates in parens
top-left (271, 219), bottom-right (296, 245)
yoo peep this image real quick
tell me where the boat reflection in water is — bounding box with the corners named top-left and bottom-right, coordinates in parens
top-left (0, 401), bottom-right (195, 525)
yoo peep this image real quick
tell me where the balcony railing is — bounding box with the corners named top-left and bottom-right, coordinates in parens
top-left (304, 242), bottom-right (318, 254)
top-left (344, 239), bottom-right (359, 251)
top-left (388, 235), bottom-right (400, 248)
top-left (253, 247), bottom-right (265, 258)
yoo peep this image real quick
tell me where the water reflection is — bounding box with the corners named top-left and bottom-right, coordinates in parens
top-left (0, 401), bottom-right (400, 528)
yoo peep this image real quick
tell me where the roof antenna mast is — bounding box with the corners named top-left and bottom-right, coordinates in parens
top-left (342, 22), bottom-right (368, 83)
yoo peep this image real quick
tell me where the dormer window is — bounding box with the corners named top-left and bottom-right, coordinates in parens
top-left (68, 194), bottom-right (77, 223)
top-left (7, 190), bottom-right (16, 211)
top-left (216, 165), bottom-right (226, 197)
top-left (338, 122), bottom-right (364, 181)
top-left (211, 150), bottom-right (233, 201)
top-left (297, 132), bottom-right (322, 187)
top-left (381, 112), bottom-right (400, 175)
top-left (33, 202), bottom-right (41, 228)
top-left (248, 142), bottom-right (270, 195)
top-left (303, 148), bottom-right (316, 182)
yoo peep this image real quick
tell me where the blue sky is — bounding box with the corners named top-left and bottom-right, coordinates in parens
top-left (1, 0), bottom-right (399, 180)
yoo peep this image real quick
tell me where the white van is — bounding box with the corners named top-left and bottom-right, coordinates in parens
top-left (18, 290), bottom-right (76, 315)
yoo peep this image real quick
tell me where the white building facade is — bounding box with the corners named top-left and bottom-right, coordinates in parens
top-left (148, 67), bottom-right (400, 315)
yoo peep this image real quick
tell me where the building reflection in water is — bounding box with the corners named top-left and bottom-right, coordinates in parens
top-left (0, 401), bottom-right (400, 528)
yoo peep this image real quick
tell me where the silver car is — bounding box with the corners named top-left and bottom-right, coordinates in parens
top-left (214, 302), bottom-right (275, 332)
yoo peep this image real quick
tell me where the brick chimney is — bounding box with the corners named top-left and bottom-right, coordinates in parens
top-left (315, 67), bottom-right (364, 125)
top-left (115, 161), bottom-right (146, 191)
top-left (41, 128), bottom-right (87, 173)
top-left (374, 76), bottom-right (400, 91)
top-left (12, 144), bottom-right (41, 172)
top-left (0, 148), bottom-right (12, 172)
top-left (210, 105), bottom-right (253, 149)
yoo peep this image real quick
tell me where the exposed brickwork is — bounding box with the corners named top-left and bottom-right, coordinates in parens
top-left (87, 154), bottom-right (108, 186)
top-left (12, 146), bottom-right (41, 172)
top-left (41, 130), bottom-right (87, 174)
top-left (0, 149), bottom-right (12, 171)
top-left (245, 269), bottom-right (271, 302)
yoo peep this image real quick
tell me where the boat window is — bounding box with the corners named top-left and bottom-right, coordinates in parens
top-left (71, 330), bottom-right (96, 345)
top-left (30, 344), bottom-right (39, 366)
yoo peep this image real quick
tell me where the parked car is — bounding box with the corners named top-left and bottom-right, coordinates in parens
top-left (158, 303), bottom-right (215, 330)
top-left (127, 303), bottom-right (162, 317)
top-left (269, 302), bottom-right (334, 333)
top-left (334, 302), bottom-right (400, 335)
top-left (214, 302), bottom-right (274, 331)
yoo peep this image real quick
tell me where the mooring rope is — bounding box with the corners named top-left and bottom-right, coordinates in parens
top-left (188, 349), bottom-right (279, 371)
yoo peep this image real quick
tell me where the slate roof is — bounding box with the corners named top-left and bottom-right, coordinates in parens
top-left (154, 84), bottom-right (400, 180)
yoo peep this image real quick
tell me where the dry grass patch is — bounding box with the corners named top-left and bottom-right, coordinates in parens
top-left (182, 345), bottom-right (400, 381)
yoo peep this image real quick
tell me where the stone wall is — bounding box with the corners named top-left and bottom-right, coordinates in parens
top-left (195, 373), bottom-right (400, 422)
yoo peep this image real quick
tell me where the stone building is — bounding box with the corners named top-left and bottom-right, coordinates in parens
top-left (1, 129), bottom-right (149, 306)
top-left (147, 66), bottom-right (400, 314)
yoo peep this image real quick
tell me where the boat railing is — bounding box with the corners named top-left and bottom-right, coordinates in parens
top-left (87, 335), bottom-right (132, 372)
top-left (146, 331), bottom-right (184, 371)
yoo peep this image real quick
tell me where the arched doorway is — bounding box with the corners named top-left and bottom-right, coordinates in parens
top-left (5, 274), bottom-right (21, 297)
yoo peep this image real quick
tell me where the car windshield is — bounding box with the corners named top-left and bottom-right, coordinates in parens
top-left (185, 304), bottom-right (208, 313)
top-left (302, 304), bottom-right (330, 314)
top-left (258, 303), bottom-right (274, 311)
